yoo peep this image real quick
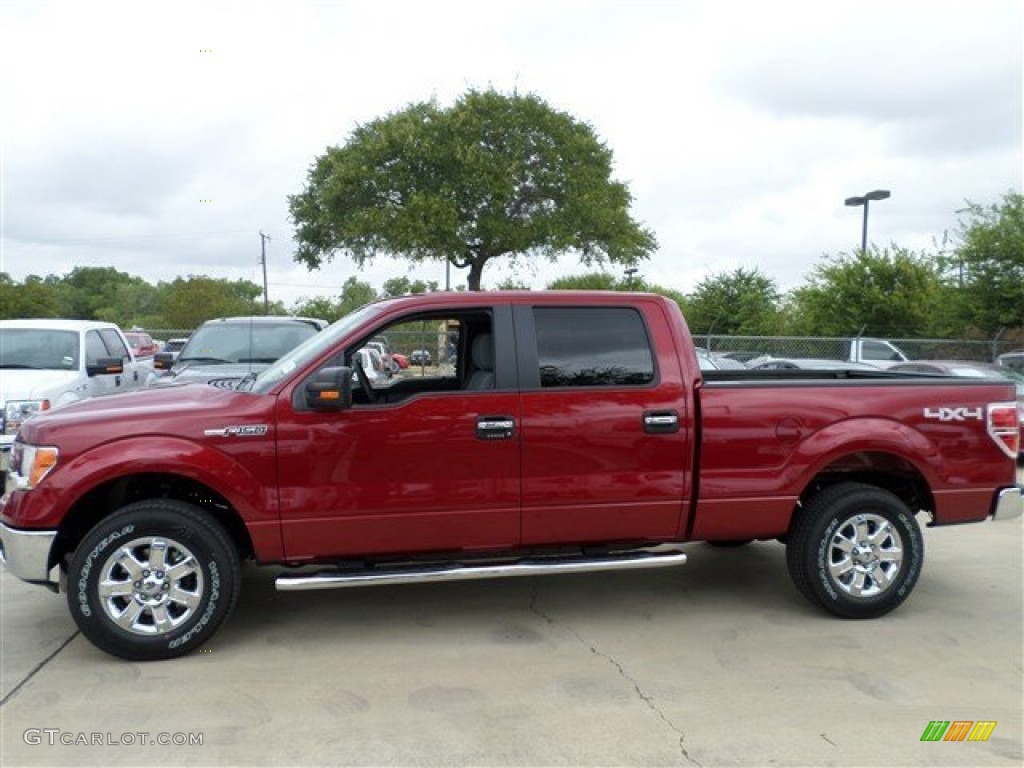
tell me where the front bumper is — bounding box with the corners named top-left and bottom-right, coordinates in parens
top-left (0, 522), bottom-right (58, 586)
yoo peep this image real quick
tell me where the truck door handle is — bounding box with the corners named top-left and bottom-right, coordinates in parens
top-left (476, 416), bottom-right (516, 440)
top-left (643, 410), bottom-right (679, 434)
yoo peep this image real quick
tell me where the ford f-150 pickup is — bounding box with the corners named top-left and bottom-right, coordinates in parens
top-left (2, 292), bottom-right (1021, 660)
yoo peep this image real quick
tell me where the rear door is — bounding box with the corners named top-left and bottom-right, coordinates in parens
top-left (515, 301), bottom-right (693, 545)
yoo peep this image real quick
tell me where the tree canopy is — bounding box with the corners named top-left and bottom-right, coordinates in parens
top-left (684, 268), bottom-right (783, 336)
top-left (288, 88), bottom-right (657, 290)
top-left (946, 191), bottom-right (1024, 335)
top-left (789, 247), bottom-right (943, 337)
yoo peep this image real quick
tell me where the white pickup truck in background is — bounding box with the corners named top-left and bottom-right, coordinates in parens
top-left (0, 319), bottom-right (150, 463)
top-left (845, 337), bottom-right (909, 367)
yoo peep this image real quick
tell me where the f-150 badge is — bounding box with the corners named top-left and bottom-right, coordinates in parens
top-left (923, 407), bottom-right (984, 422)
top-left (203, 424), bottom-right (269, 437)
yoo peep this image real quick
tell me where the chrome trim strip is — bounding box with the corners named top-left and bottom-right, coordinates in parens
top-left (0, 523), bottom-right (58, 583)
top-left (276, 548), bottom-right (687, 591)
top-left (992, 487), bottom-right (1023, 521)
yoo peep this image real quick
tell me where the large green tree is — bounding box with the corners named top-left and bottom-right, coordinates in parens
top-left (292, 276), bottom-right (377, 322)
top-left (289, 88), bottom-right (656, 290)
top-left (548, 271), bottom-right (687, 311)
top-left (685, 267), bottom-right (783, 336)
top-left (789, 247), bottom-right (943, 337)
top-left (946, 191), bottom-right (1024, 336)
top-left (379, 276), bottom-right (439, 297)
top-left (0, 273), bottom-right (61, 318)
top-left (158, 276), bottom-right (264, 329)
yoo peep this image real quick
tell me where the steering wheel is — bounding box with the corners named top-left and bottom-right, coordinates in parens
top-left (353, 355), bottom-right (380, 404)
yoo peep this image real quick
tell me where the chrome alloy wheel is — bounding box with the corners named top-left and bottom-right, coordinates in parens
top-left (98, 537), bottom-right (205, 636)
top-left (827, 513), bottom-right (904, 598)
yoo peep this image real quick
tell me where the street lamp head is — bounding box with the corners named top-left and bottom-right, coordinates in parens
top-left (845, 196), bottom-right (867, 207)
top-left (865, 189), bottom-right (891, 201)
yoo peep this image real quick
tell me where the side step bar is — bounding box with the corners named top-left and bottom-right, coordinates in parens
top-left (275, 546), bottom-right (687, 592)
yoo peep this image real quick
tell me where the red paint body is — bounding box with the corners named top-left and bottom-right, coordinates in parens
top-left (4, 293), bottom-right (1019, 566)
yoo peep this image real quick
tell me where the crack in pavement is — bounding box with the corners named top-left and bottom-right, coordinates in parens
top-left (529, 584), bottom-right (704, 768)
top-left (1, 631), bottom-right (80, 708)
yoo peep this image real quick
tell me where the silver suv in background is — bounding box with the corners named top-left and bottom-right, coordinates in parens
top-left (152, 316), bottom-right (326, 387)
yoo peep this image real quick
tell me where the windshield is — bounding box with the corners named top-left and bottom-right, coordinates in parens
top-left (250, 304), bottom-right (385, 392)
top-left (178, 321), bottom-right (320, 366)
top-left (0, 329), bottom-right (80, 370)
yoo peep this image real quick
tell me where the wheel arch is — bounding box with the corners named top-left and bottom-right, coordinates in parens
top-left (796, 450), bottom-right (934, 528)
top-left (51, 472), bottom-right (255, 571)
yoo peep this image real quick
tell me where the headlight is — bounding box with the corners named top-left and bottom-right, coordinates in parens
top-left (8, 441), bottom-right (59, 490)
top-left (4, 399), bottom-right (51, 435)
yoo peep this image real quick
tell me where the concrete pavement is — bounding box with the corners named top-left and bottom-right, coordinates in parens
top-left (2, 516), bottom-right (1021, 766)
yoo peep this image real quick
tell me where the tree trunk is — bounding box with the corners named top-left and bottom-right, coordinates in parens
top-left (467, 259), bottom-right (485, 291)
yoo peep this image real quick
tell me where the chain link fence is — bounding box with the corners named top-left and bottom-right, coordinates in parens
top-left (701, 334), bottom-right (1021, 363)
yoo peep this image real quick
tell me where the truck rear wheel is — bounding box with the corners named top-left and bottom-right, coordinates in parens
top-left (67, 499), bottom-right (240, 660)
top-left (786, 482), bottom-right (923, 618)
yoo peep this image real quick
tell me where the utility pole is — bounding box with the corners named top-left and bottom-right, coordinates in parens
top-left (259, 231), bottom-right (270, 314)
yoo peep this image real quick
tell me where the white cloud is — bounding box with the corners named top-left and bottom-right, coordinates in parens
top-left (1, 0), bottom-right (1020, 310)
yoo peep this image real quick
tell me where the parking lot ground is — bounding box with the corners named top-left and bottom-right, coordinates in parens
top-left (2, 516), bottom-right (1021, 767)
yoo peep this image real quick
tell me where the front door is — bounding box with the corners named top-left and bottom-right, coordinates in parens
top-left (276, 306), bottom-right (521, 561)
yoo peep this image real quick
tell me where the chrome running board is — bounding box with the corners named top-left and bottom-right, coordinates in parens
top-left (275, 546), bottom-right (687, 591)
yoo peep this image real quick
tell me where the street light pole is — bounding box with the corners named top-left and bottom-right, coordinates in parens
top-left (623, 267), bottom-right (638, 289)
top-left (844, 189), bottom-right (890, 255)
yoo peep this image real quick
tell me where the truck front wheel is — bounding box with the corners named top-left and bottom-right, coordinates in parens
top-left (786, 482), bottom-right (924, 618)
top-left (67, 500), bottom-right (241, 660)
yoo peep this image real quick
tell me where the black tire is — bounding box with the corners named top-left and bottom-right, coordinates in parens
top-left (67, 499), bottom-right (241, 661)
top-left (786, 482), bottom-right (924, 619)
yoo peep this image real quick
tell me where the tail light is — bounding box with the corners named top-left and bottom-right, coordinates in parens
top-left (987, 402), bottom-right (1021, 459)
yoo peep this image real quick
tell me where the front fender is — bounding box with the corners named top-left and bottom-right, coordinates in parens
top-left (6, 435), bottom-right (277, 533)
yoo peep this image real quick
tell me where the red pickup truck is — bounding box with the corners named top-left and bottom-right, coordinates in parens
top-left (2, 292), bottom-right (1021, 660)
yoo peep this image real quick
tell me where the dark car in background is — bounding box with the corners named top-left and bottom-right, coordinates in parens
top-left (409, 348), bottom-right (432, 366)
top-left (152, 316), bottom-right (326, 387)
top-left (998, 351), bottom-right (1024, 373)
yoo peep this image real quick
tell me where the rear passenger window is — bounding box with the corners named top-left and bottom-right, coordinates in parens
top-left (533, 307), bottom-right (655, 387)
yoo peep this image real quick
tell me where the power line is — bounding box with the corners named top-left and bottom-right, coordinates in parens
top-left (24, 229), bottom-right (254, 245)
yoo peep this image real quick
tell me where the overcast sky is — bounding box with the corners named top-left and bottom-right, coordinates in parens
top-left (1, 0), bottom-right (1020, 308)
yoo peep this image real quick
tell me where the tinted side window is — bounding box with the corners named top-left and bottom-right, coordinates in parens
top-left (99, 329), bottom-right (130, 360)
top-left (533, 307), bottom-right (655, 388)
top-left (85, 331), bottom-right (107, 365)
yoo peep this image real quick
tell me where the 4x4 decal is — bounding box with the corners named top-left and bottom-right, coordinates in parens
top-left (923, 407), bottom-right (984, 422)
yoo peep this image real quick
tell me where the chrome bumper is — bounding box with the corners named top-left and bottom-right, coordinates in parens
top-left (992, 486), bottom-right (1023, 521)
top-left (0, 523), bottom-right (58, 585)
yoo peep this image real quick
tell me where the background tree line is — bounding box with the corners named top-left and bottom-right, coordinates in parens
top-left (2, 190), bottom-right (1021, 344)
top-left (7, 87), bottom-right (1019, 344)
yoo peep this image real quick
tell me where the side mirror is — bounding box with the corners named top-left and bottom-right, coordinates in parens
top-left (87, 357), bottom-right (125, 377)
top-left (305, 366), bottom-right (352, 410)
top-left (154, 352), bottom-right (174, 370)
